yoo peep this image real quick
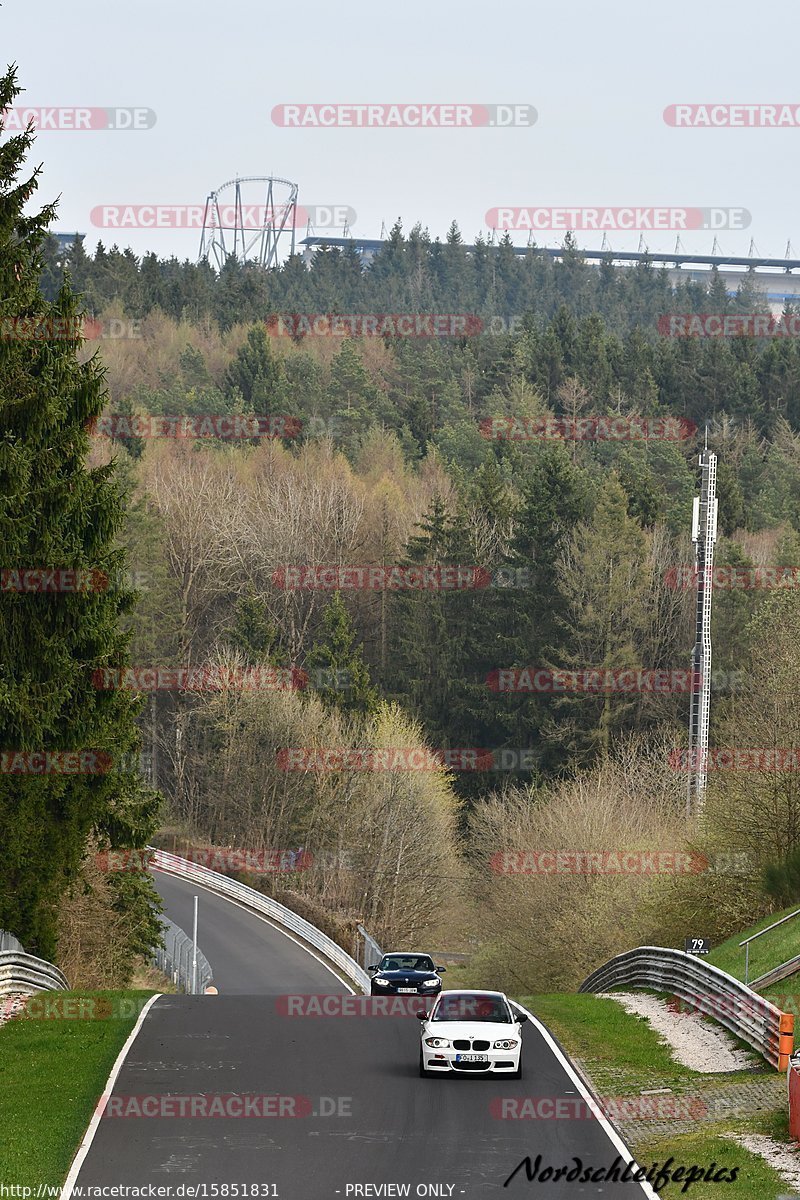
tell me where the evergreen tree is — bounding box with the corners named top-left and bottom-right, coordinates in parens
top-left (555, 474), bottom-right (649, 760)
top-left (224, 324), bottom-right (286, 410)
top-left (494, 445), bottom-right (588, 774)
top-left (306, 591), bottom-right (378, 716)
top-left (0, 68), bottom-right (161, 958)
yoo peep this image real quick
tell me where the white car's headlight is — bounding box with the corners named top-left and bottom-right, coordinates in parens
top-left (373, 977), bottom-right (390, 986)
top-left (421, 978), bottom-right (439, 986)
top-left (493, 1039), bottom-right (519, 1050)
top-left (424, 1037), bottom-right (451, 1048)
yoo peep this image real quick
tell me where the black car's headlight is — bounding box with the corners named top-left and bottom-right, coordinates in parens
top-left (373, 976), bottom-right (390, 986)
top-left (421, 978), bottom-right (440, 987)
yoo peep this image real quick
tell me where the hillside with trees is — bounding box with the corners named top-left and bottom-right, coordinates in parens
top-left (6, 77), bottom-right (800, 988)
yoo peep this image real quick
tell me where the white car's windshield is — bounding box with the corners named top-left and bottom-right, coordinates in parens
top-left (432, 994), bottom-right (512, 1022)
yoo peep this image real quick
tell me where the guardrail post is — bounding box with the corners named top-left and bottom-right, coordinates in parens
top-left (780, 1012), bottom-right (795, 1070)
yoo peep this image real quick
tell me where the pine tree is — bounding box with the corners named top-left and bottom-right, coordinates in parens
top-left (555, 474), bottom-right (649, 760)
top-left (0, 67), bottom-right (160, 958)
top-left (495, 444), bottom-right (588, 773)
top-left (306, 591), bottom-right (378, 716)
top-left (224, 324), bottom-right (286, 410)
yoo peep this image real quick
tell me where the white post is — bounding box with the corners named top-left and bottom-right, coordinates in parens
top-left (192, 895), bottom-right (198, 994)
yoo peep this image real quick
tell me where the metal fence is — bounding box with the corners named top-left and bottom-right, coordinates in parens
top-left (740, 906), bottom-right (800, 985)
top-left (152, 915), bottom-right (213, 994)
top-left (356, 924), bottom-right (384, 971)
top-left (580, 945), bottom-right (795, 1070)
top-left (150, 848), bottom-right (371, 993)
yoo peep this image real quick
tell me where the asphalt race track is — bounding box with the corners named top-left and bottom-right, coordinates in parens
top-left (150, 871), bottom-right (350, 996)
top-left (68, 870), bottom-right (653, 1197)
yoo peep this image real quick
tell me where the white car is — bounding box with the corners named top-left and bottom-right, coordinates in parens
top-left (417, 989), bottom-right (526, 1078)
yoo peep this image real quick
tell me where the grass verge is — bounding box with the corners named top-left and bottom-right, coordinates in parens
top-left (518, 993), bottom-right (795, 1195)
top-left (706, 904), bottom-right (800, 983)
top-left (0, 990), bottom-right (154, 1186)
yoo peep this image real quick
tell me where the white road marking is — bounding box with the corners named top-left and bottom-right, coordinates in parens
top-left (61, 993), bottom-right (162, 1198)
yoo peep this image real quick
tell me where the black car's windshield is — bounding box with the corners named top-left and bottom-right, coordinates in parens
top-left (379, 955), bottom-right (435, 972)
top-left (432, 994), bottom-right (512, 1022)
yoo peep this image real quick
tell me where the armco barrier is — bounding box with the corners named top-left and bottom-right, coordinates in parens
top-left (150, 848), bottom-right (371, 993)
top-left (580, 946), bottom-right (794, 1070)
top-left (0, 950), bottom-right (69, 996)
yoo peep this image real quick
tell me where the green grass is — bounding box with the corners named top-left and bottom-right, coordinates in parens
top-left (0, 990), bottom-right (154, 1186)
top-left (519, 993), bottom-right (703, 1093)
top-left (518, 993), bottom-right (795, 1195)
top-left (706, 904), bottom-right (800, 984)
top-left (637, 1129), bottom-right (788, 1198)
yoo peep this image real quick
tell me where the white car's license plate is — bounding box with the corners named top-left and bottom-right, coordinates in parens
top-left (398, 988), bottom-right (417, 993)
top-left (456, 1053), bottom-right (488, 1062)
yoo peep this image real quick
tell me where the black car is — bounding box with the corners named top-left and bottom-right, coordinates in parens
top-left (368, 952), bottom-right (446, 996)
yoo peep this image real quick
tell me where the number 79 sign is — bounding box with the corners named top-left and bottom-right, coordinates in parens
top-left (685, 937), bottom-right (711, 955)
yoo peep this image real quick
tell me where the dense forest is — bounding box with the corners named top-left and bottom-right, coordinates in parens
top-left (6, 107), bottom-right (800, 989)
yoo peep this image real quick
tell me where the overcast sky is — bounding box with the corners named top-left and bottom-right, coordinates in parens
top-left (3, 0), bottom-right (797, 264)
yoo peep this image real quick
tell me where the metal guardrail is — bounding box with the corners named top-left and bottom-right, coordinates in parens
top-left (752, 954), bottom-right (800, 991)
top-left (0, 930), bottom-right (24, 953)
top-left (150, 848), bottom-right (371, 993)
top-left (153, 915), bottom-right (213, 994)
top-left (740, 906), bottom-right (800, 985)
top-left (580, 945), bottom-right (795, 1070)
top-left (0, 950), bottom-right (69, 996)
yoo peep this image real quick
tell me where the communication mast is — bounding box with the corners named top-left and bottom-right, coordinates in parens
top-left (687, 438), bottom-right (718, 816)
top-left (198, 176), bottom-right (298, 269)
